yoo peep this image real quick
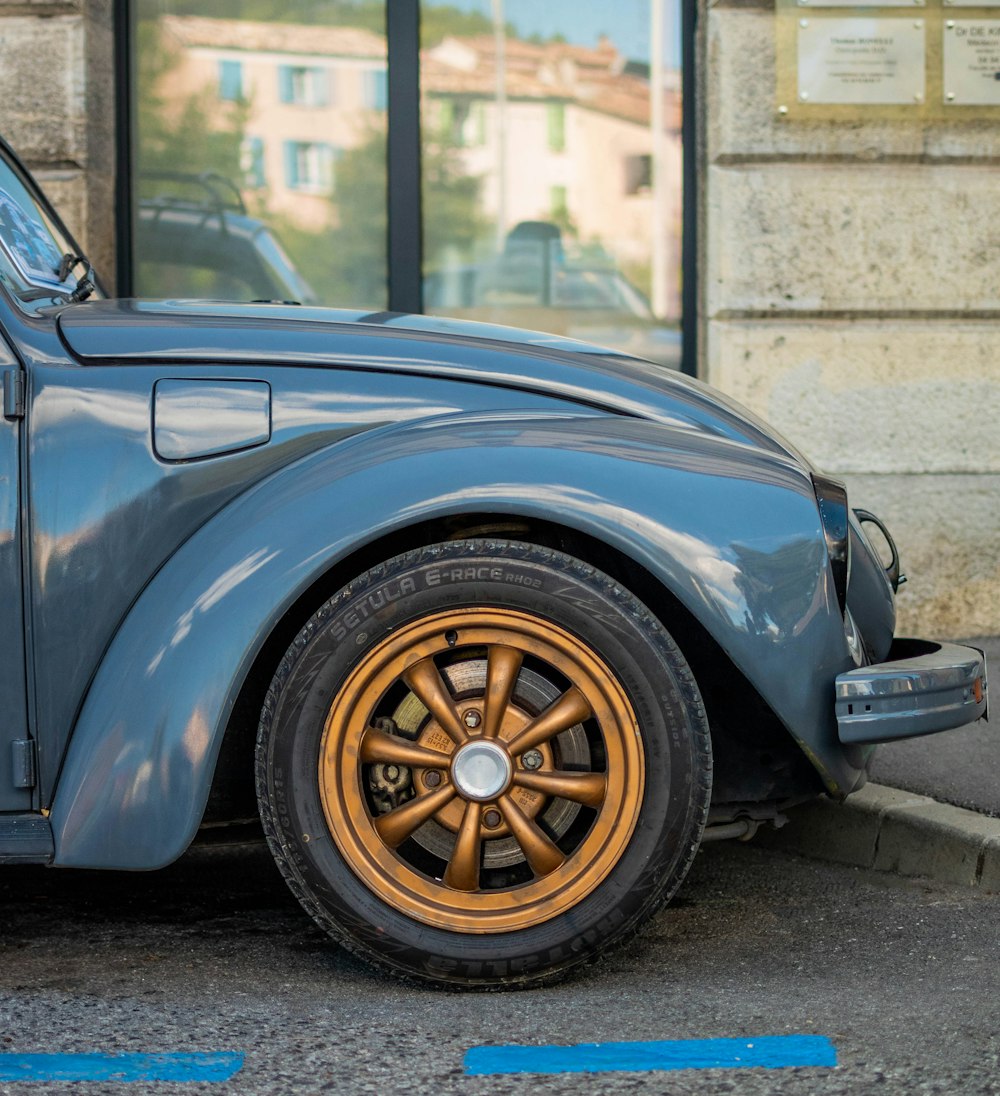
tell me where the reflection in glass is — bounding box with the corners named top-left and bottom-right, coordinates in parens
top-left (132, 2), bottom-right (388, 307)
top-left (420, 0), bottom-right (683, 369)
top-left (0, 154), bottom-right (99, 313)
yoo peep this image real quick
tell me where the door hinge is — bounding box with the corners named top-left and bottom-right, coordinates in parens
top-left (11, 739), bottom-right (36, 788)
top-left (3, 368), bottom-right (25, 420)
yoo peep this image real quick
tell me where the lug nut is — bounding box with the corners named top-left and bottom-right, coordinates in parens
top-left (385, 765), bottom-right (400, 781)
top-left (463, 710), bottom-right (482, 729)
top-left (424, 770), bottom-right (442, 788)
top-left (522, 749), bottom-right (543, 771)
top-left (483, 809), bottom-right (502, 829)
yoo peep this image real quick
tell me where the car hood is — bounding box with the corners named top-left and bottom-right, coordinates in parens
top-left (56, 299), bottom-right (809, 464)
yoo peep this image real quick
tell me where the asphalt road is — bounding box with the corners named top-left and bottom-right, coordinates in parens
top-left (2, 838), bottom-right (998, 1094)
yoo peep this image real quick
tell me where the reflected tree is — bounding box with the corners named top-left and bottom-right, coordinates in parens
top-left (271, 122), bottom-right (487, 309)
top-left (134, 18), bottom-right (248, 195)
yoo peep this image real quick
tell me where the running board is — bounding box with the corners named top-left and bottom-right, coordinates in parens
top-left (0, 813), bottom-right (54, 863)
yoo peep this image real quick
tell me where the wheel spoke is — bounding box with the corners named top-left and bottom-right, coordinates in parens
top-left (482, 645), bottom-right (523, 739)
top-left (402, 657), bottom-right (469, 745)
top-left (498, 794), bottom-right (565, 877)
top-left (361, 727), bottom-right (451, 771)
top-left (360, 727), bottom-right (451, 769)
top-left (506, 686), bottom-right (592, 755)
top-left (513, 769), bottom-right (607, 809)
top-left (374, 783), bottom-right (456, 848)
top-left (443, 801), bottom-right (482, 891)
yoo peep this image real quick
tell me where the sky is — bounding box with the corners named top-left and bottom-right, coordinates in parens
top-left (438, 0), bottom-right (682, 67)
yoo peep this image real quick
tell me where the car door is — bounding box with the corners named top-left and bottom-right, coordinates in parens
top-left (0, 335), bottom-right (30, 810)
top-left (0, 134), bottom-right (107, 816)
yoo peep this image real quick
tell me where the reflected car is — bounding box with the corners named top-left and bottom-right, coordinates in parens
top-left (135, 171), bottom-right (317, 305)
top-left (0, 137), bottom-right (987, 988)
top-left (423, 221), bottom-right (681, 369)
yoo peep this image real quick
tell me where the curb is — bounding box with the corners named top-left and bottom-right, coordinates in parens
top-left (757, 783), bottom-right (1000, 892)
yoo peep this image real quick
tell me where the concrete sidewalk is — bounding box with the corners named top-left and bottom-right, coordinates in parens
top-left (763, 636), bottom-right (999, 891)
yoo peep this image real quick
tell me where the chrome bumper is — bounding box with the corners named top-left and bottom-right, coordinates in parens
top-left (836, 639), bottom-right (988, 746)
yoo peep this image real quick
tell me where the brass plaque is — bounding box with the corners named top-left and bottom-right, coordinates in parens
top-left (943, 19), bottom-right (1000, 102)
top-left (797, 17), bottom-right (927, 103)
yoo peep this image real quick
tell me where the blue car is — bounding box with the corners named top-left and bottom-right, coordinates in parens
top-left (0, 137), bottom-right (987, 987)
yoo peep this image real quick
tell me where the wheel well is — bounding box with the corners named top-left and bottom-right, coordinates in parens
top-left (202, 514), bottom-right (822, 827)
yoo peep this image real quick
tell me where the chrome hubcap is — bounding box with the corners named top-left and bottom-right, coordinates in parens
top-left (450, 739), bottom-right (512, 802)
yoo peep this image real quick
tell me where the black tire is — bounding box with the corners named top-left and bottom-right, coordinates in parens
top-left (256, 540), bottom-right (711, 988)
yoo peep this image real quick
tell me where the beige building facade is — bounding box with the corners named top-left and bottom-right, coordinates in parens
top-left (2, 0), bottom-right (997, 637)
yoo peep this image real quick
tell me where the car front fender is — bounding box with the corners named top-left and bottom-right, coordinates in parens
top-left (49, 411), bottom-right (853, 869)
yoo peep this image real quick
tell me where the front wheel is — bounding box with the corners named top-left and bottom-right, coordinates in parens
top-left (256, 541), bottom-right (711, 987)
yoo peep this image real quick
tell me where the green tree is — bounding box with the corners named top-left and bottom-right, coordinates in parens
top-left (268, 126), bottom-right (388, 307)
top-left (137, 1), bottom-right (498, 42)
top-left (134, 19), bottom-right (247, 194)
top-left (271, 119), bottom-right (488, 309)
top-left (423, 121), bottom-right (490, 273)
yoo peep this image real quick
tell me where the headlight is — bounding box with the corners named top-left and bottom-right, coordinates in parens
top-left (812, 474), bottom-right (850, 616)
top-left (844, 607), bottom-right (865, 666)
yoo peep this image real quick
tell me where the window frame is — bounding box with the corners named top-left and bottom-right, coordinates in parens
top-left (283, 140), bottom-right (336, 193)
top-left (278, 63), bottom-right (331, 108)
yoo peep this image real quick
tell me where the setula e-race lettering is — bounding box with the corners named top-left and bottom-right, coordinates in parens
top-left (425, 567), bottom-right (542, 588)
top-left (330, 568), bottom-right (546, 640)
top-left (331, 577), bottom-right (417, 640)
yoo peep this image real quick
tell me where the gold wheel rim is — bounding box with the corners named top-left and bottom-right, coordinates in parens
top-left (318, 608), bottom-right (645, 933)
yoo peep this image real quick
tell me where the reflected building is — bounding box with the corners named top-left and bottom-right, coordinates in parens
top-left (422, 32), bottom-right (682, 320)
top-left (154, 15), bottom-right (389, 228)
top-left (137, 10), bottom-right (683, 361)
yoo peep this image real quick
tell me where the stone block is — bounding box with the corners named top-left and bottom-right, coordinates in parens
top-left (760, 785), bottom-right (935, 867)
top-left (873, 799), bottom-right (1000, 886)
top-left (0, 15), bottom-right (86, 163)
top-left (762, 785), bottom-right (1000, 893)
top-left (978, 836), bottom-right (1000, 893)
top-left (842, 472), bottom-right (1000, 638)
top-left (756, 795), bottom-right (876, 866)
top-left (706, 320), bottom-right (1000, 475)
top-left (759, 786), bottom-right (895, 866)
top-left (707, 163), bottom-right (1000, 315)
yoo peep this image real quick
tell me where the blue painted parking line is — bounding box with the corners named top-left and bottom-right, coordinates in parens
top-left (465, 1034), bottom-right (837, 1076)
top-left (0, 1052), bottom-right (243, 1084)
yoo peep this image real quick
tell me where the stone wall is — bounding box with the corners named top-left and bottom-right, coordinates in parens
top-left (702, 0), bottom-right (1000, 638)
top-left (0, 0), bottom-right (115, 281)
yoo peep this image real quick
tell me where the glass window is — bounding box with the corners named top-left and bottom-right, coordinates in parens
top-left (0, 148), bottom-right (101, 313)
top-left (284, 141), bottom-right (337, 192)
top-left (218, 59), bottom-right (243, 101)
top-left (132, 2), bottom-right (387, 308)
top-left (364, 68), bottom-right (388, 111)
top-left (128, 0), bottom-right (684, 357)
top-left (278, 65), bottom-right (332, 107)
top-left (420, 0), bottom-right (683, 370)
